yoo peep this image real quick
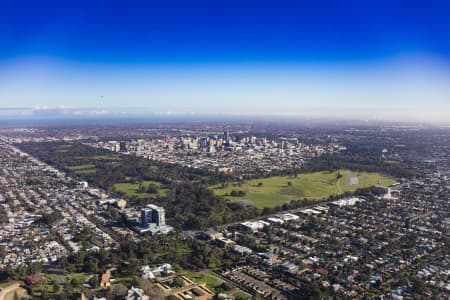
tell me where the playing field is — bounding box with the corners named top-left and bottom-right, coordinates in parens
top-left (211, 170), bottom-right (396, 208)
top-left (65, 164), bottom-right (96, 171)
top-left (63, 153), bottom-right (122, 175)
top-left (113, 180), bottom-right (169, 199)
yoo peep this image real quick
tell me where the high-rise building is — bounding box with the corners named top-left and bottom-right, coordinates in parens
top-left (149, 204), bottom-right (165, 226)
top-left (141, 207), bottom-right (153, 226)
top-left (224, 131), bottom-right (229, 141)
top-left (141, 204), bottom-right (166, 227)
top-left (119, 141), bottom-right (127, 152)
top-left (138, 204), bottom-right (172, 235)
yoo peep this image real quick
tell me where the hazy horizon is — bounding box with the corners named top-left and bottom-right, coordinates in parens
top-left (1, 106), bottom-right (449, 126)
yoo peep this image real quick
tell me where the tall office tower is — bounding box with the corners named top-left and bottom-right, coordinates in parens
top-left (119, 141), bottom-right (127, 152)
top-left (224, 131), bottom-right (229, 141)
top-left (141, 207), bottom-right (153, 226)
top-left (141, 204), bottom-right (167, 227)
top-left (148, 204), bottom-right (166, 226)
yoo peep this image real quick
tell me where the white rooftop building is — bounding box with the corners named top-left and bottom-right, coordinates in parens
top-left (125, 286), bottom-right (149, 300)
top-left (330, 197), bottom-right (365, 207)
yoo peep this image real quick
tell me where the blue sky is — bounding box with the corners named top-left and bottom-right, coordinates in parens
top-left (0, 0), bottom-right (449, 121)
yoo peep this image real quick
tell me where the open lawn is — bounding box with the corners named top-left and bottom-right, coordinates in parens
top-left (58, 145), bottom-right (122, 176)
top-left (113, 180), bottom-right (169, 198)
top-left (184, 271), bottom-right (222, 290)
top-left (65, 164), bottom-right (95, 171)
top-left (71, 154), bottom-right (122, 161)
top-left (211, 169), bottom-right (396, 208)
top-left (73, 169), bottom-right (97, 175)
top-left (55, 144), bottom-right (72, 153)
top-left (91, 155), bottom-right (122, 161)
top-left (70, 273), bottom-right (88, 283)
top-left (111, 276), bottom-right (134, 284)
top-left (65, 164), bottom-right (97, 175)
top-left (383, 160), bottom-right (400, 165)
top-left (184, 270), bottom-right (250, 298)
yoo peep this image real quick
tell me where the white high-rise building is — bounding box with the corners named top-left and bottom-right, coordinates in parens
top-left (140, 204), bottom-right (166, 227)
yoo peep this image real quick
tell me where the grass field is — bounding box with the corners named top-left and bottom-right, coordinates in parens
top-left (70, 273), bottom-right (88, 283)
top-left (383, 160), bottom-right (400, 165)
top-left (91, 155), bottom-right (122, 161)
top-left (73, 169), bottom-right (97, 175)
top-left (71, 155), bottom-right (122, 161)
top-left (65, 164), bottom-right (96, 171)
top-left (184, 270), bottom-right (250, 299)
top-left (65, 164), bottom-right (97, 175)
top-left (55, 144), bottom-right (72, 153)
top-left (211, 169), bottom-right (396, 208)
top-left (113, 180), bottom-right (169, 198)
top-left (184, 271), bottom-right (222, 290)
top-left (63, 152), bottom-right (121, 176)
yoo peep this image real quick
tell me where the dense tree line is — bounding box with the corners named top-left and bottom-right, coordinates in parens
top-left (16, 141), bottom-right (410, 231)
top-left (300, 152), bottom-right (415, 179)
top-left (58, 235), bottom-right (231, 275)
top-left (164, 183), bottom-right (260, 229)
top-left (1, 235), bottom-right (234, 299)
top-left (17, 142), bottom-right (230, 188)
top-left (16, 142), bottom-right (260, 230)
